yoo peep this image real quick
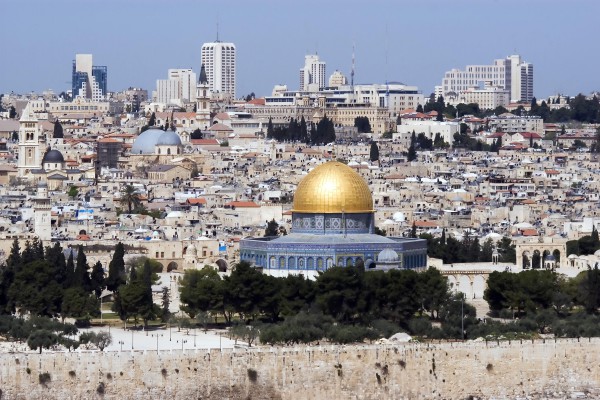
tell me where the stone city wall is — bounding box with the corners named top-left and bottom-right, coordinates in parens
top-left (1, 338), bottom-right (599, 399)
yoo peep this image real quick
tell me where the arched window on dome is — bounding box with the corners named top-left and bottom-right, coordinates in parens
top-left (307, 257), bottom-right (314, 269)
top-left (337, 257), bottom-right (343, 266)
top-left (298, 258), bottom-right (305, 269)
top-left (279, 256), bottom-right (285, 269)
top-left (346, 258), bottom-right (353, 267)
top-left (288, 257), bottom-right (296, 269)
top-left (326, 258), bottom-right (333, 269)
top-left (269, 256), bottom-right (276, 269)
top-left (167, 148), bottom-right (171, 155)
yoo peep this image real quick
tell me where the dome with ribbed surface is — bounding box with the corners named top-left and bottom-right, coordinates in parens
top-left (292, 161), bottom-right (373, 213)
top-left (377, 248), bottom-right (399, 262)
top-left (131, 128), bottom-right (165, 154)
top-left (157, 131), bottom-right (182, 146)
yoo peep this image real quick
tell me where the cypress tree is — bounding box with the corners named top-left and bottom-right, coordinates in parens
top-left (106, 242), bottom-right (126, 292)
top-left (90, 261), bottom-right (106, 298)
top-left (73, 246), bottom-right (92, 292)
top-left (53, 120), bottom-right (64, 138)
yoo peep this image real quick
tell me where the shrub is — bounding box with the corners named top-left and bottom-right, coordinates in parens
top-left (69, 371), bottom-right (76, 378)
top-left (247, 368), bottom-right (258, 383)
top-left (97, 382), bottom-right (105, 395)
top-left (39, 372), bottom-right (51, 385)
top-left (408, 318), bottom-right (432, 336)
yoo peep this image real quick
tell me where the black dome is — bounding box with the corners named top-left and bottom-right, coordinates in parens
top-left (43, 149), bottom-right (64, 163)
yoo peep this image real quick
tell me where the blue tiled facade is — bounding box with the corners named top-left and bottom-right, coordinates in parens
top-left (240, 211), bottom-right (428, 272)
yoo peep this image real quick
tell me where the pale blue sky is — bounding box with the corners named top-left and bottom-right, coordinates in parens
top-left (1, 0), bottom-right (599, 99)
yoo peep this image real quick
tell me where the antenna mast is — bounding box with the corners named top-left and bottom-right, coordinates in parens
top-left (351, 43), bottom-right (355, 103)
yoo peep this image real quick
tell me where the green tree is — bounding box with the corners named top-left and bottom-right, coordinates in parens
top-left (190, 128), bottom-right (203, 139)
top-left (106, 242), bottom-right (126, 292)
top-left (266, 117), bottom-right (274, 139)
top-left (315, 266), bottom-right (363, 323)
top-left (226, 261), bottom-right (266, 322)
top-left (53, 120), bottom-right (64, 139)
top-left (9, 260), bottom-right (63, 317)
top-left (148, 112), bottom-right (156, 126)
top-left (354, 116), bottom-right (372, 133)
top-left (578, 266), bottom-right (600, 314)
top-left (0, 238), bottom-right (22, 313)
top-left (161, 286), bottom-right (170, 322)
top-left (45, 242), bottom-right (68, 288)
top-left (264, 219), bottom-right (279, 237)
top-left (90, 261), bottom-right (105, 298)
top-left (179, 267), bottom-right (223, 318)
top-left (73, 246), bottom-right (92, 292)
top-left (61, 288), bottom-right (100, 325)
top-left (369, 141), bottom-right (379, 163)
top-left (417, 267), bottom-right (450, 318)
top-left (407, 131), bottom-right (417, 161)
top-left (67, 185), bottom-right (78, 200)
top-left (27, 330), bottom-right (58, 353)
top-left (119, 185), bottom-right (142, 214)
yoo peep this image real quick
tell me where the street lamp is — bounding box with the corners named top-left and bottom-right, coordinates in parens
top-left (118, 340), bottom-right (124, 352)
top-left (154, 334), bottom-right (163, 353)
top-left (131, 329), bottom-right (134, 350)
top-left (181, 339), bottom-right (187, 351)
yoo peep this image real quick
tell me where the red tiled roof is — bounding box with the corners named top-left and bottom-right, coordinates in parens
top-left (191, 139), bottom-right (220, 145)
top-left (521, 229), bottom-right (538, 236)
top-left (187, 198), bottom-right (207, 205)
top-left (414, 220), bottom-right (438, 228)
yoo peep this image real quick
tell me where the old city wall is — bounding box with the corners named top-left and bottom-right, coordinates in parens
top-left (1, 338), bottom-right (599, 400)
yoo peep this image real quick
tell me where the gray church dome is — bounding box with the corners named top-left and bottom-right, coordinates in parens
top-left (377, 248), bottom-right (399, 263)
top-left (131, 128), bottom-right (165, 154)
top-left (156, 130), bottom-right (182, 146)
top-left (43, 149), bottom-right (64, 163)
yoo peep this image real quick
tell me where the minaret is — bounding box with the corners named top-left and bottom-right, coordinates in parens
top-left (195, 64), bottom-right (211, 130)
top-left (33, 182), bottom-right (51, 241)
top-left (18, 102), bottom-right (44, 177)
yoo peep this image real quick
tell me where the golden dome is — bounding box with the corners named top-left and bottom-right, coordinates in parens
top-left (292, 161), bottom-right (373, 213)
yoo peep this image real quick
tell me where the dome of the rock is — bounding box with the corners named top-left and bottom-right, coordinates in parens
top-left (292, 161), bottom-right (373, 214)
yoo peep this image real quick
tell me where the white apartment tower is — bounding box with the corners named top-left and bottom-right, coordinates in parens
top-left (201, 41), bottom-right (236, 98)
top-left (156, 68), bottom-right (197, 104)
top-left (436, 55), bottom-right (533, 104)
top-left (300, 55), bottom-right (326, 92)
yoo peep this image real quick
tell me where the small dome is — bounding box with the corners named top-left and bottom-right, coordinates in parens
top-left (131, 128), bottom-right (165, 154)
top-left (377, 248), bottom-right (399, 263)
top-left (157, 131), bottom-right (182, 146)
top-left (186, 244), bottom-right (197, 256)
top-left (43, 149), bottom-right (64, 163)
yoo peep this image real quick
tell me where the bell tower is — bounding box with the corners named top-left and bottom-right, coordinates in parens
top-left (18, 102), bottom-right (44, 177)
top-left (195, 64), bottom-right (211, 130)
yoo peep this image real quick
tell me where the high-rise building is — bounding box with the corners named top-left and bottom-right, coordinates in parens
top-left (200, 42), bottom-right (236, 98)
top-left (435, 55), bottom-right (533, 104)
top-left (72, 54), bottom-right (108, 101)
top-left (299, 55), bottom-right (326, 92)
top-left (155, 68), bottom-right (197, 104)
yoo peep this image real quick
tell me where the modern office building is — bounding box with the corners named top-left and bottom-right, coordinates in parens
top-left (435, 55), bottom-right (533, 104)
top-left (299, 54), bottom-right (326, 92)
top-left (200, 41), bottom-right (236, 98)
top-left (72, 54), bottom-right (107, 101)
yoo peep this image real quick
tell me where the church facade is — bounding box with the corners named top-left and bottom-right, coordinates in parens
top-left (240, 161), bottom-right (428, 278)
